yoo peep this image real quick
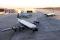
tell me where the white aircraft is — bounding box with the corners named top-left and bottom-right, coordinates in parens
top-left (44, 13), bottom-right (55, 17)
top-left (16, 13), bottom-right (38, 32)
top-left (17, 18), bottom-right (38, 32)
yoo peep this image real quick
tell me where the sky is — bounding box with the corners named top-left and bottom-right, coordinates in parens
top-left (0, 0), bottom-right (60, 8)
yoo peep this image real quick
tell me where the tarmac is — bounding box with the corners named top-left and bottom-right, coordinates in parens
top-left (0, 13), bottom-right (60, 40)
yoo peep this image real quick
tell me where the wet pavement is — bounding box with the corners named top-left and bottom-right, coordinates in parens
top-left (0, 13), bottom-right (60, 40)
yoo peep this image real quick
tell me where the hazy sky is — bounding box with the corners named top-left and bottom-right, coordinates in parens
top-left (0, 0), bottom-right (60, 8)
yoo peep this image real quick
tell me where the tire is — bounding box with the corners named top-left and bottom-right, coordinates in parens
top-left (32, 28), bottom-right (38, 32)
top-left (46, 15), bottom-right (49, 17)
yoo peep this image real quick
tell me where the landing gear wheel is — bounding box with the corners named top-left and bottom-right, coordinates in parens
top-left (12, 26), bottom-right (18, 32)
top-left (19, 27), bottom-right (25, 31)
top-left (12, 28), bottom-right (17, 32)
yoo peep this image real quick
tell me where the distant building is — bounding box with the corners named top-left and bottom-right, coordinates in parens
top-left (0, 8), bottom-right (16, 15)
top-left (5, 9), bottom-right (16, 13)
top-left (0, 8), bottom-right (60, 15)
top-left (16, 8), bottom-right (36, 13)
top-left (0, 8), bottom-right (5, 15)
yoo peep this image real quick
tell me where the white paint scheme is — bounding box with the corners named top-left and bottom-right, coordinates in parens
top-left (47, 13), bottom-right (55, 15)
top-left (17, 18), bottom-right (36, 28)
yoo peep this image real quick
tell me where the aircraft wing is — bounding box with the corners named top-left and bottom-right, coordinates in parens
top-left (17, 18), bottom-right (36, 28)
